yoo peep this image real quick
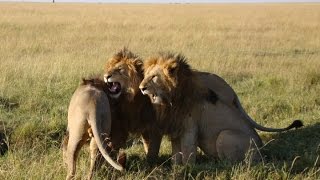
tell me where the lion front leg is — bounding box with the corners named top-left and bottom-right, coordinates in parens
top-left (142, 129), bottom-right (162, 163)
top-left (180, 126), bottom-right (197, 165)
top-left (171, 137), bottom-right (182, 164)
top-left (171, 132), bottom-right (197, 165)
top-left (172, 116), bottom-right (198, 165)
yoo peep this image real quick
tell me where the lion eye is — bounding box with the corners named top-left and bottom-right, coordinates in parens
top-left (152, 75), bottom-right (158, 83)
top-left (118, 66), bottom-right (125, 73)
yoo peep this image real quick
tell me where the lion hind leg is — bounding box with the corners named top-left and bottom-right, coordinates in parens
top-left (117, 151), bottom-right (127, 168)
top-left (216, 130), bottom-right (259, 162)
top-left (62, 134), bottom-right (69, 166)
top-left (65, 132), bottom-right (87, 180)
top-left (88, 138), bottom-right (103, 180)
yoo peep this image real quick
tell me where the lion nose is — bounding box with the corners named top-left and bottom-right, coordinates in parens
top-left (104, 75), bottom-right (112, 82)
top-left (139, 86), bottom-right (148, 94)
top-left (106, 75), bottom-right (112, 79)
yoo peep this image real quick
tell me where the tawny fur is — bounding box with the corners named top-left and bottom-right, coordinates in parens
top-left (140, 52), bottom-right (303, 164)
top-left (62, 78), bottom-right (123, 180)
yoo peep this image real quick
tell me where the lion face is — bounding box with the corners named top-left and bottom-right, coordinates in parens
top-left (104, 49), bottom-right (143, 101)
top-left (104, 61), bottom-right (129, 99)
top-left (139, 57), bottom-right (180, 105)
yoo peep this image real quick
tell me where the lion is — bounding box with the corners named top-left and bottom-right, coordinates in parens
top-left (139, 52), bottom-right (303, 164)
top-left (103, 48), bottom-right (161, 161)
top-left (197, 72), bottom-right (303, 132)
top-left (62, 78), bottom-right (124, 180)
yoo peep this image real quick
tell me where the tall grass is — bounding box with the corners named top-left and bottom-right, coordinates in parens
top-left (0, 3), bottom-right (319, 179)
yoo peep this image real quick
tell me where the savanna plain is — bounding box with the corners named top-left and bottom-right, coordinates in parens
top-left (0, 3), bottom-right (319, 179)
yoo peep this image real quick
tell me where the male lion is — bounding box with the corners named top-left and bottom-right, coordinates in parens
top-left (103, 48), bottom-right (161, 161)
top-left (198, 72), bottom-right (303, 133)
top-left (139, 52), bottom-right (303, 164)
top-left (62, 78), bottom-right (124, 180)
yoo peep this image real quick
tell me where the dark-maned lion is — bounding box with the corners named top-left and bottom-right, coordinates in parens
top-left (103, 48), bottom-right (161, 161)
top-left (139, 52), bottom-right (303, 164)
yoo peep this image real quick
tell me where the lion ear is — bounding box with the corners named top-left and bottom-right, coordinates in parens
top-left (134, 58), bottom-right (143, 67)
top-left (168, 63), bottom-right (178, 75)
top-left (133, 58), bottom-right (144, 75)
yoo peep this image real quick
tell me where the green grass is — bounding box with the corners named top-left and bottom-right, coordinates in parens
top-left (0, 3), bottom-right (319, 179)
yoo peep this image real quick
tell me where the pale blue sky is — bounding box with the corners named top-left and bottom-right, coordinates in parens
top-left (1, 0), bottom-right (320, 3)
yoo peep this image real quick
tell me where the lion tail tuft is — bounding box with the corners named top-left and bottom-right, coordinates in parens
top-left (287, 120), bottom-right (304, 130)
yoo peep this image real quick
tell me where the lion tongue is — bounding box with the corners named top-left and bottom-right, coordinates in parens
top-left (109, 82), bottom-right (121, 93)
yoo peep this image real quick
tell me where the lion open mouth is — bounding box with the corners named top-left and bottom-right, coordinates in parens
top-left (150, 94), bottom-right (162, 104)
top-left (107, 82), bottom-right (121, 95)
top-left (152, 94), bottom-right (157, 102)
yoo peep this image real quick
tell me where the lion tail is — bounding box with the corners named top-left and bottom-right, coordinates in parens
top-left (89, 112), bottom-right (124, 171)
top-left (234, 96), bottom-right (304, 132)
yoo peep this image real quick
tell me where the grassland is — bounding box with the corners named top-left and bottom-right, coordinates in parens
top-left (0, 2), bottom-right (319, 179)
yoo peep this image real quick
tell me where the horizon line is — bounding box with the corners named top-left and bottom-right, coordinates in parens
top-left (1, 0), bottom-right (320, 4)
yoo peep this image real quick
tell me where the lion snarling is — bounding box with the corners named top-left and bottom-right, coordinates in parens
top-left (103, 48), bottom-right (161, 161)
top-left (139, 52), bottom-right (303, 164)
top-left (62, 78), bottom-right (124, 180)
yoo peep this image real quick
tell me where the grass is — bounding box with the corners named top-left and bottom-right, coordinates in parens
top-left (0, 2), bottom-right (319, 179)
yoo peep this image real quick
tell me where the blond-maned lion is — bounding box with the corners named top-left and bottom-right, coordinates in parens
top-left (103, 48), bottom-right (161, 161)
top-left (139, 52), bottom-right (303, 164)
top-left (62, 78), bottom-right (124, 180)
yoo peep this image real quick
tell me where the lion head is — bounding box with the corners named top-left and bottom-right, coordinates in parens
top-left (139, 52), bottom-right (195, 106)
top-left (104, 48), bottom-right (143, 101)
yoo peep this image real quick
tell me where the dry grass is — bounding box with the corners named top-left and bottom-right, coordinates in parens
top-left (0, 3), bottom-right (319, 179)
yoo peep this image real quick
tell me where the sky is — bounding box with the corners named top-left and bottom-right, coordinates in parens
top-left (1, 0), bottom-right (320, 3)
